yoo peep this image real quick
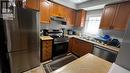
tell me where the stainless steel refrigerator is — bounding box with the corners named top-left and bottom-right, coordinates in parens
top-left (0, 7), bottom-right (40, 73)
top-left (115, 19), bottom-right (130, 71)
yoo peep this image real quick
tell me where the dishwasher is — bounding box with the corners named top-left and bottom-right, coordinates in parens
top-left (92, 45), bottom-right (118, 62)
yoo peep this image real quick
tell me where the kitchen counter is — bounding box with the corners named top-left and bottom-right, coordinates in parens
top-left (40, 36), bottom-right (53, 41)
top-left (67, 35), bottom-right (119, 53)
top-left (52, 53), bottom-right (112, 73)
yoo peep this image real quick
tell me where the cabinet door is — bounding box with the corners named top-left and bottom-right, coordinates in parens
top-left (71, 38), bottom-right (80, 56)
top-left (71, 38), bottom-right (93, 57)
top-left (100, 4), bottom-right (118, 29)
top-left (75, 10), bottom-right (86, 27)
top-left (58, 5), bottom-right (65, 17)
top-left (26, 0), bottom-right (40, 10)
top-left (40, 1), bottom-right (51, 24)
top-left (41, 40), bottom-right (52, 62)
top-left (51, 3), bottom-right (59, 16)
top-left (66, 8), bottom-right (73, 25)
top-left (63, 7), bottom-right (75, 26)
top-left (69, 9), bottom-right (76, 26)
top-left (112, 2), bottom-right (130, 30)
top-left (77, 39), bottom-right (93, 57)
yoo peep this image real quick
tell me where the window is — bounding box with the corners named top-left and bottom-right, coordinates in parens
top-left (84, 16), bottom-right (101, 35)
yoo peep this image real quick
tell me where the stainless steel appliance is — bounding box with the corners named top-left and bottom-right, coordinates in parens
top-left (52, 36), bottom-right (69, 58)
top-left (50, 16), bottom-right (66, 25)
top-left (67, 29), bottom-right (76, 35)
top-left (93, 45), bottom-right (118, 62)
top-left (0, 7), bottom-right (40, 73)
top-left (53, 37), bottom-right (68, 58)
top-left (115, 19), bottom-right (130, 70)
top-left (45, 29), bottom-right (69, 58)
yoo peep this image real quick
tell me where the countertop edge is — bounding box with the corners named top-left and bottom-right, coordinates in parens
top-left (67, 35), bottom-right (119, 53)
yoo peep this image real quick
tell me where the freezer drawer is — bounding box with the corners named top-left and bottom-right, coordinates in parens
top-left (9, 49), bottom-right (40, 73)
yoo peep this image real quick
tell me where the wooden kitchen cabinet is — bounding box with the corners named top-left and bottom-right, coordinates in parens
top-left (100, 1), bottom-right (130, 30)
top-left (100, 4), bottom-right (117, 29)
top-left (65, 8), bottom-right (76, 26)
top-left (51, 4), bottom-right (76, 25)
top-left (58, 5), bottom-right (66, 17)
top-left (69, 37), bottom-right (93, 57)
top-left (75, 10), bottom-right (86, 27)
top-left (41, 40), bottom-right (52, 62)
top-left (112, 2), bottom-right (130, 30)
top-left (50, 3), bottom-right (59, 16)
top-left (40, 0), bottom-right (52, 24)
top-left (40, 0), bottom-right (76, 25)
top-left (26, 0), bottom-right (40, 10)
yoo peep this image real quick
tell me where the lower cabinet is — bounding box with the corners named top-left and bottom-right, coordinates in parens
top-left (69, 37), bottom-right (94, 57)
top-left (41, 40), bottom-right (52, 62)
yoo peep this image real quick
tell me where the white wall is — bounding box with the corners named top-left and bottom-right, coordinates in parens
top-left (86, 9), bottom-right (103, 20)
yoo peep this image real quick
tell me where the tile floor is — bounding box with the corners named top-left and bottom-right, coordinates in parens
top-left (23, 65), bottom-right (46, 73)
top-left (23, 60), bottom-right (51, 73)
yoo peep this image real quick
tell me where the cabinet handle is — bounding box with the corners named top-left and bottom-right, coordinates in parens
top-left (111, 26), bottom-right (114, 29)
top-left (110, 26), bottom-right (114, 29)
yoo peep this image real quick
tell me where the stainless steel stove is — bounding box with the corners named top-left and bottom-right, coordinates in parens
top-left (42, 29), bottom-right (69, 58)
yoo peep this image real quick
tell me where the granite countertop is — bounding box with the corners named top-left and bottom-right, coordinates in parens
top-left (52, 53), bottom-right (112, 73)
top-left (66, 35), bottom-right (119, 53)
top-left (40, 36), bottom-right (53, 41)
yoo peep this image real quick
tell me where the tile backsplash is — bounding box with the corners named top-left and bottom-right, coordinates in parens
top-left (40, 21), bottom-right (125, 43)
top-left (40, 21), bottom-right (72, 30)
top-left (72, 27), bottom-right (125, 43)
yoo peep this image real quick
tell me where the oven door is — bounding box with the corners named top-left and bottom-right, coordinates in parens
top-left (53, 42), bottom-right (68, 57)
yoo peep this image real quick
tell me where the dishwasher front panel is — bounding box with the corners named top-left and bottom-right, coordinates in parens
top-left (93, 45), bottom-right (118, 62)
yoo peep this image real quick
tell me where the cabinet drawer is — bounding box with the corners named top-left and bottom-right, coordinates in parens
top-left (43, 41), bottom-right (52, 45)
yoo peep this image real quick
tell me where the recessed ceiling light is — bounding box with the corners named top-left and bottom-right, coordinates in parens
top-left (69, 0), bottom-right (90, 4)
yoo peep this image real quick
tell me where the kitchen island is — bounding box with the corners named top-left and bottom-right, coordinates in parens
top-left (52, 53), bottom-right (112, 73)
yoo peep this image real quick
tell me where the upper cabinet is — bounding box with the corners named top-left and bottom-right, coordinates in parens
top-left (100, 1), bottom-right (130, 31)
top-left (75, 10), bottom-right (86, 27)
top-left (50, 3), bottom-right (59, 16)
top-left (26, 0), bottom-right (40, 10)
top-left (39, 0), bottom-right (86, 26)
top-left (40, 0), bottom-right (52, 24)
top-left (100, 4), bottom-right (117, 29)
top-left (40, 0), bottom-right (76, 25)
top-left (64, 7), bottom-right (76, 26)
top-left (112, 2), bottom-right (130, 30)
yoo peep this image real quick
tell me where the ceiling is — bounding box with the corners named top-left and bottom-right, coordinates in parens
top-left (52, 0), bottom-right (122, 11)
top-left (69, 0), bottom-right (90, 4)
